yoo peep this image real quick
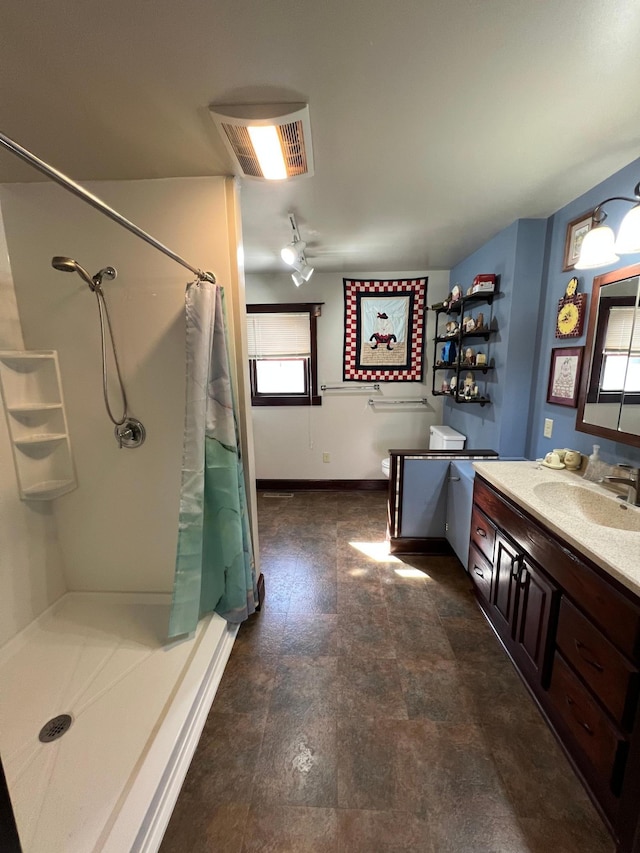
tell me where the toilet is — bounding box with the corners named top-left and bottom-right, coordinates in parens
top-left (381, 425), bottom-right (466, 477)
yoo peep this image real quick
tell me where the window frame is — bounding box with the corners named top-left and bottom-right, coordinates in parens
top-left (246, 302), bottom-right (323, 407)
top-left (587, 295), bottom-right (640, 405)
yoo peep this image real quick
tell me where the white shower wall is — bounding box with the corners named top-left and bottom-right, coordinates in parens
top-left (0, 176), bottom-right (254, 595)
top-left (0, 204), bottom-right (67, 646)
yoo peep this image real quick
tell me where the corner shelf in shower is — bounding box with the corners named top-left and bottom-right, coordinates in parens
top-left (0, 350), bottom-right (77, 500)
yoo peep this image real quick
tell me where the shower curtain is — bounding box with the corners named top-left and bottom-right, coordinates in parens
top-left (168, 280), bottom-right (258, 639)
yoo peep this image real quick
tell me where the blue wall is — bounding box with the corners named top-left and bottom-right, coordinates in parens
top-left (445, 157), bottom-right (640, 467)
top-left (446, 219), bottom-right (547, 457)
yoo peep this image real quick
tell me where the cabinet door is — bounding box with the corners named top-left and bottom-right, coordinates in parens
top-left (491, 533), bottom-right (520, 634)
top-left (513, 558), bottom-right (558, 686)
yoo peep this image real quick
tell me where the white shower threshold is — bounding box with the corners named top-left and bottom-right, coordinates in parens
top-left (0, 591), bottom-right (237, 853)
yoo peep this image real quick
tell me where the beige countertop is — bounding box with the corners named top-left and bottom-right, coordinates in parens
top-left (473, 460), bottom-right (640, 598)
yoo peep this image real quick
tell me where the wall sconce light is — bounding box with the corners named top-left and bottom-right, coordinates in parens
top-left (575, 181), bottom-right (640, 269)
top-left (281, 213), bottom-right (314, 286)
top-left (209, 103), bottom-right (314, 181)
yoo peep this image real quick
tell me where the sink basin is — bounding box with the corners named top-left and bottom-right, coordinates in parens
top-left (532, 481), bottom-right (640, 532)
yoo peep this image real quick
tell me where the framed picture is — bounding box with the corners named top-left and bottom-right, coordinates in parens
top-left (547, 346), bottom-right (584, 407)
top-left (563, 211), bottom-right (594, 272)
top-left (343, 278), bottom-right (427, 381)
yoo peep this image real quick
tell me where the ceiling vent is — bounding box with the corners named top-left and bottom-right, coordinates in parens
top-left (209, 103), bottom-right (314, 180)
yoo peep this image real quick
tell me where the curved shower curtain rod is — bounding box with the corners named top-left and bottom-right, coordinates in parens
top-left (0, 131), bottom-right (216, 284)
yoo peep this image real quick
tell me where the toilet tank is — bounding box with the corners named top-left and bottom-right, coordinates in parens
top-left (429, 425), bottom-right (466, 451)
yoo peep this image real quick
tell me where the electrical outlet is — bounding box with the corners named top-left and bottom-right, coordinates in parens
top-left (322, 452), bottom-right (330, 463)
top-left (543, 418), bottom-right (553, 438)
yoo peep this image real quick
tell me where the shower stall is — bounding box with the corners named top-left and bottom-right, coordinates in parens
top-left (0, 150), bottom-right (258, 852)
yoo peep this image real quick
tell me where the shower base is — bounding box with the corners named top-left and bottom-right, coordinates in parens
top-left (0, 591), bottom-right (237, 853)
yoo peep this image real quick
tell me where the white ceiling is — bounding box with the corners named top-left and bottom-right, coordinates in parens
top-left (1, 0), bottom-right (640, 274)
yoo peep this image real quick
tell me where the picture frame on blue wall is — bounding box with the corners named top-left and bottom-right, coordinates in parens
top-left (563, 211), bottom-right (594, 272)
top-left (547, 346), bottom-right (584, 407)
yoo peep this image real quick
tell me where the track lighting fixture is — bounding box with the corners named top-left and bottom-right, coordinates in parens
top-left (281, 213), bottom-right (314, 285)
top-left (575, 181), bottom-right (640, 269)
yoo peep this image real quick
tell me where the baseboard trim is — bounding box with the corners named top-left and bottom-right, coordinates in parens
top-left (257, 479), bottom-right (388, 492)
top-left (389, 537), bottom-right (453, 556)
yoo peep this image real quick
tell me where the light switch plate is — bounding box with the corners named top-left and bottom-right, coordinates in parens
top-left (544, 418), bottom-right (553, 438)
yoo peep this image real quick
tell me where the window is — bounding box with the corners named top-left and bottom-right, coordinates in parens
top-left (588, 296), bottom-right (640, 404)
top-left (246, 303), bottom-right (322, 406)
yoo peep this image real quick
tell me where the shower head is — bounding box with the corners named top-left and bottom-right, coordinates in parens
top-left (51, 256), bottom-right (117, 290)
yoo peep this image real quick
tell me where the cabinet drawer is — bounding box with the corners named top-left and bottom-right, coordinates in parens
top-left (470, 505), bottom-right (495, 563)
top-left (548, 653), bottom-right (627, 794)
top-left (468, 543), bottom-right (492, 601)
top-left (557, 598), bottom-right (639, 730)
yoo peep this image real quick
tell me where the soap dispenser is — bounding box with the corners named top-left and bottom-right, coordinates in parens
top-left (583, 445), bottom-right (604, 482)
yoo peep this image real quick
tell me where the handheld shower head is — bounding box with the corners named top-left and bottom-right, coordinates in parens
top-left (51, 256), bottom-right (117, 290)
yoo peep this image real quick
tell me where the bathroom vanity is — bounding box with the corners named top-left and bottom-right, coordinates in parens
top-left (470, 461), bottom-right (640, 852)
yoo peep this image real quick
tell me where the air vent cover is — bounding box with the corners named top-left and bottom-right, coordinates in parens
top-left (209, 103), bottom-right (314, 180)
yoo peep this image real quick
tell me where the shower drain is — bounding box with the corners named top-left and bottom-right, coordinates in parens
top-left (38, 713), bottom-right (73, 743)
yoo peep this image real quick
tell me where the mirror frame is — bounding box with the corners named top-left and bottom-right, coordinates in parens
top-left (576, 261), bottom-right (640, 449)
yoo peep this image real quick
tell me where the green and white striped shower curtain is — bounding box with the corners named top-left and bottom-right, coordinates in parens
top-left (168, 280), bottom-right (257, 638)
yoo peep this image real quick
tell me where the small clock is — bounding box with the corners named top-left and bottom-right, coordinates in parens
top-left (556, 278), bottom-right (587, 339)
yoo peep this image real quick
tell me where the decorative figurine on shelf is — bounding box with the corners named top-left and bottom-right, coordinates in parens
top-left (463, 372), bottom-right (476, 399)
top-left (466, 286), bottom-right (474, 296)
top-left (464, 315), bottom-right (476, 333)
top-left (475, 312), bottom-right (486, 331)
top-left (441, 379), bottom-right (449, 393)
top-left (450, 284), bottom-right (462, 303)
top-left (471, 274), bottom-right (497, 294)
top-left (463, 347), bottom-right (475, 365)
top-left (445, 320), bottom-right (458, 336)
top-left (476, 352), bottom-right (487, 366)
top-left (441, 341), bottom-right (457, 365)
top-left (450, 376), bottom-right (457, 392)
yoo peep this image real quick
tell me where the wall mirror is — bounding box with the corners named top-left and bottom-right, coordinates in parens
top-left (576, 262), bottom-right (640, 448)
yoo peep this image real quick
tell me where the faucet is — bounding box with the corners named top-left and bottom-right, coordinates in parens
top-left (604, 465), bottom-right (640, 506)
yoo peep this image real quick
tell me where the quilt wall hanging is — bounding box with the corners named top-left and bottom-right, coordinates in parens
top-left (343, 277), bottom-right (428, 381)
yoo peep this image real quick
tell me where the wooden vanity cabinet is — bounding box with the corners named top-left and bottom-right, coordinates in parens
top-left (470, 474), bottom-right (640, 851)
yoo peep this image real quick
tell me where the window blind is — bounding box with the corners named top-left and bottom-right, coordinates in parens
top-left (247, 312), bottom-right (311, 358)
top-left (604, 306), bottom-right (640, 354)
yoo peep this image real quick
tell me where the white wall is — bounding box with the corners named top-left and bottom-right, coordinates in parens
top-left (1, 177), bottom-right (252, 593)
top-left (0, 204), bottom-right (67, 646)
top-left (246, 270), bottom-right (450, 480)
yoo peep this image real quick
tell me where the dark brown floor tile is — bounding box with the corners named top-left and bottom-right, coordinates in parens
top-left (161, 798), bottom-right (249, 853)
top-left (288, 578), bottom-right (337, 614)
top-left (517, 816), bottom-right (616, 852)
top-left (394, 721), bottom-right (512, 817)
top-left (388, 610), bottom-right (455, 660)
top-left (457, 656), bottom-right (541, 729)
top-left (397, 657), bottom-right (473, 722)
top-left (269, 656), bottom-right (338, 717)
top-left (337, 579), bottom-right (384, 612)
top-left (338, 609), bottom-right (396, 659)
top-left (281, 614), bottom-right (338, 656)
top-left (337, 658), bottom-right (408, 719)
top-left (231, 607), bottom-right (286, 657)
top-left (337, 717), bottom-right (410, 811)
top-left (337, 808), bottom-right (435, 852)
top-left (440, 614), bottom-right (508, 662)
top-left (336, 549), bottom-right (382, 584)
top-left (296, 551), bottom-right (337, 580)
top-left (428, 807), bottom-right (528, 853)
top-left (485, 716), bottom-right (603, 822)
top-left (241, 804), bottom-right (338, 852)
top-left (252, 714), bottom-right (338, 808)
top-left (381, 576), bottom-right (439, 615)
top-left (179, 711), bottom-right (263, 802)
top-left (213, 655), bottom-right (277, 720)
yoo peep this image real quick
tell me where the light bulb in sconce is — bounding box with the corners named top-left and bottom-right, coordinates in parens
top-left (291, 270), bottom-right (305, 287)
top-left (615, 204), bottom-right (640, 254)
top-left (574, 225), bottom-right (619, 270)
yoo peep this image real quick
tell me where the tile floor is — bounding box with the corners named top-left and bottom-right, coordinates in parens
top-left (160, 490), bottom-right (615, 852)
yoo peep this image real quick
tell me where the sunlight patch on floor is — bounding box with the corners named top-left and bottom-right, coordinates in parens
top-left (349, 541), bottom-right (400, 563)
top-left (394, 566), bottom-right (431, 580)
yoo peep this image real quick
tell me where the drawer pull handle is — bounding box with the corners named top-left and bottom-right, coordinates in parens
top-left (475, 527), bottom-right (487, 538)
top-left (566, 695), bottom-right (594, 736)
top-left (473, 566), bottom-right (484, 579)
top-left (574, 640), bottom-right (604, 673)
